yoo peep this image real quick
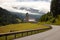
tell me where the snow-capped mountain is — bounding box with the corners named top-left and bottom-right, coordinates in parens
top-left (13, 6), bottom-right (46, 15)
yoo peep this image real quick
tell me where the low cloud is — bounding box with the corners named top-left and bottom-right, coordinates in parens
top-left (0, 0), bottom-right (51, 15)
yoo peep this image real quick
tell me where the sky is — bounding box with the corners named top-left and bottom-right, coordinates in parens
top-left (0, 0), bottom-right (51, 15)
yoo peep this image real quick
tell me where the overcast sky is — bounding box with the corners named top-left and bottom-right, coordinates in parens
top-left (0, 0), bottom-right (51, 15)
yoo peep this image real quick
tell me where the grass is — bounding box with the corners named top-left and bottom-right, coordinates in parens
top-left (0, 23), bottom-right (50, 40)
top-left (0, 23), bottom-right (49, 33)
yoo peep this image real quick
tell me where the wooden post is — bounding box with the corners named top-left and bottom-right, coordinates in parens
top-left (5, 36), bottom-right (7, 40)
top-left (14, 34), bottom-right (16, 39)
top-left (26, 31), bottom-right (28, 36)
top-left (33, 30), bottom-right (36, 34)
top-left (21, 32), bottom-right (23, 37)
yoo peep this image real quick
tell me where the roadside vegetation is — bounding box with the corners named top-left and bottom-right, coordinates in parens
top-left (39, 12), bottom-right (60, 25)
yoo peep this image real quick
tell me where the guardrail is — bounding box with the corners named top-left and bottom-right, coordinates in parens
top-left (0, 26), bottom-right (52, 40)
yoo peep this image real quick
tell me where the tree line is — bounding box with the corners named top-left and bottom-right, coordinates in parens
top-left (39, 0), bottom-right (60, 23)
top-left (0, 7), bottom-right (21, 26)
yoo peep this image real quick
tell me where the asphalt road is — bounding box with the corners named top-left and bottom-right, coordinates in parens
top-left (14, 25), bottom-right (60, 40)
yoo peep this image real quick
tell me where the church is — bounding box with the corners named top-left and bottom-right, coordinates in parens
top-left (24, 13), bottom-right (37, 23)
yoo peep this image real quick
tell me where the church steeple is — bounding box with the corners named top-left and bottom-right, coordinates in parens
top-left (26, 13), bottom-right (29, 22)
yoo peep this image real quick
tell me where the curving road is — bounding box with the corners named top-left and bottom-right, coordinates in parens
top-left (14, 25), bottom-right (60, 40)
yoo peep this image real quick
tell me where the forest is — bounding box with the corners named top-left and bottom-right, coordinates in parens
top-left (39, 0), bottom-right (60, 25)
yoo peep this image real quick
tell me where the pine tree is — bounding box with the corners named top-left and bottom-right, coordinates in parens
top-left (51, 0), bottom-right (60, 17)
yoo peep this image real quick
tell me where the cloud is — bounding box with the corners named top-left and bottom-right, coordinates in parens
top-left (0, 0), bottom-right (51, 15)
top-left (17, 0), bottom-right (51, 2)
top-left (0, 0), bottom-right (16, 3)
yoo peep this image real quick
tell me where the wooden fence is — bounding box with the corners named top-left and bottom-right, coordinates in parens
top-left (0, 26), bottom-right (52, 40)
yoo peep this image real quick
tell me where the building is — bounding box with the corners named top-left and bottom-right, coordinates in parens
top-left (28, 18), bottom-right (37, 23)
top-left (24, 13), bottom-right (37, 23)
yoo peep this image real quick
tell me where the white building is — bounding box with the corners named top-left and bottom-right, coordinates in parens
top-left (24, 18), bottom-right (37, 23)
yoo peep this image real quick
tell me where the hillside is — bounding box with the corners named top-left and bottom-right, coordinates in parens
top-left (0, 7), bottom-right (21, 26)
top-left (39, 12), bottom-right (60, 25)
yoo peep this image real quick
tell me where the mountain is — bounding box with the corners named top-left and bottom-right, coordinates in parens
top-left (12, 6), bottom-right (45, 20)
top-left (13, 6), bottom-right (45, 15)
top-left (0, 7), bottom-right (21, 26)
top-left (20, 7), bottom-right (39, 13)
top-left (11, 12), bottom-right (41, 21)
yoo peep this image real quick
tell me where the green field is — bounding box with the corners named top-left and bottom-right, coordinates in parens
top-left (0, 23), bottom-right (49, 33)
top-left (0, 23), bottom-right (50, 40)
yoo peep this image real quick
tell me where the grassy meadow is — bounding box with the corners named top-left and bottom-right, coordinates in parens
top-left (0, 23), bottom-right (49, 33)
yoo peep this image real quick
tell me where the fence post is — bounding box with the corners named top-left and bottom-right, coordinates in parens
top-left (26, 31), bottom-right (28, 36)
top-left (5, 35), bottom-right (7, 40)
top-left (21, 32), bottom-right (23, 37)
top-left (14, 34), bottom-right (17, 39)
